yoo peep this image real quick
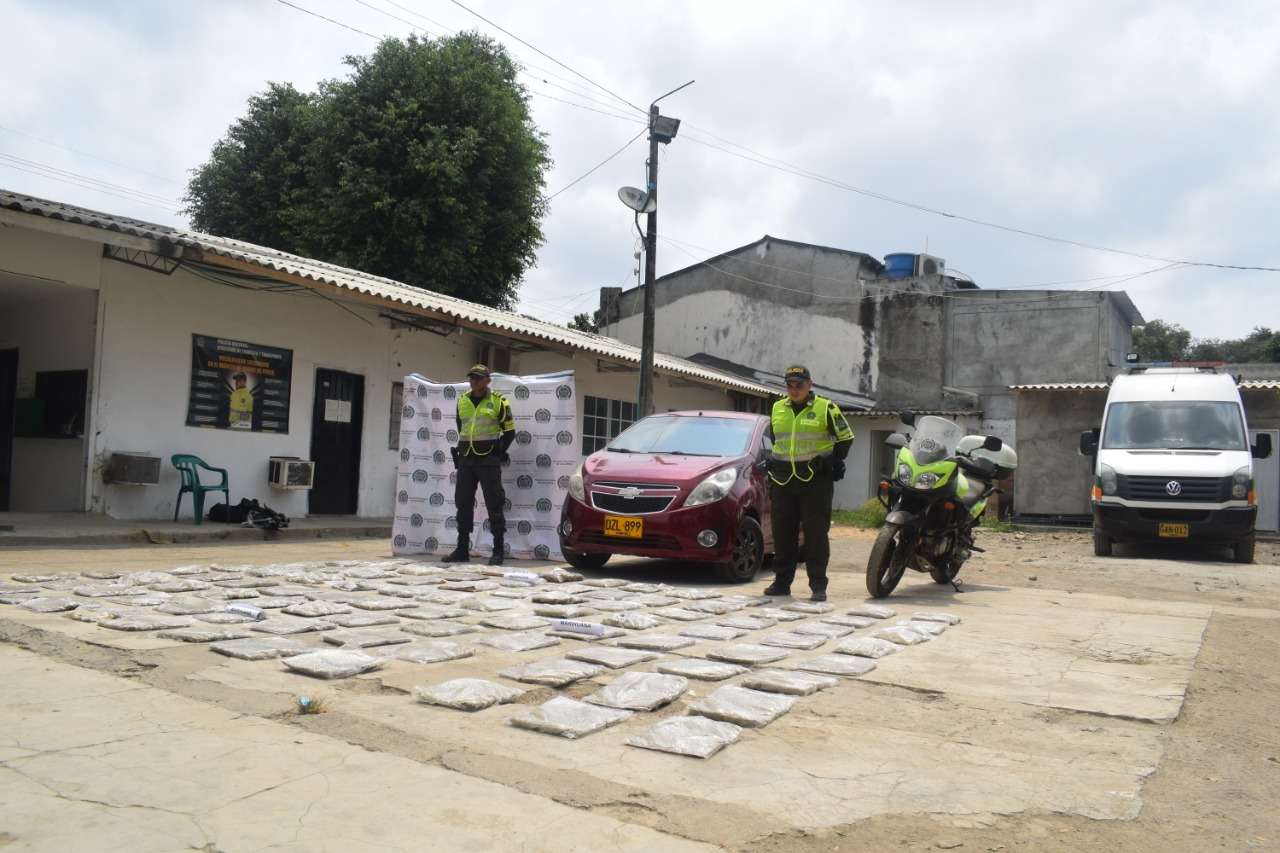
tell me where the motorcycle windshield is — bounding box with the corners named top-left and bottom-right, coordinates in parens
top-left (908, 416), bottom-right (964, 465)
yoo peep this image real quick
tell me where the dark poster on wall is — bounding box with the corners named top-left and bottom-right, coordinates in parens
top-left (186, 334), bottom-right (292, 433)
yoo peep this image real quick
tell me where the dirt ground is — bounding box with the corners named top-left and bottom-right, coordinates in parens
top-left (2, 527), bottom-right (1278, 852)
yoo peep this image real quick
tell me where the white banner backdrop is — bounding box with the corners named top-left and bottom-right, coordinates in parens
top-left (392, 371), bottom-right (577, 561)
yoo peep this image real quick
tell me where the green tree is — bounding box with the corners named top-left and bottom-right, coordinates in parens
top-left (1131, 320), bottom-right (1191, 362)
top-left (184, 34), bottom-right (550, 310)
top-left (567, 312), bottom-right (599, 333)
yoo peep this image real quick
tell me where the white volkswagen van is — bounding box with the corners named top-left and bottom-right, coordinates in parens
top-left (1080, 367), bottom-right (1272, 562)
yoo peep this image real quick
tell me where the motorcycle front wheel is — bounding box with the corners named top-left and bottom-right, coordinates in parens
top-left (866, 522), bottom-right (909, 598)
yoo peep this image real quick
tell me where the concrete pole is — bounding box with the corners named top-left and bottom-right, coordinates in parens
top-left (638, 104), bottom-right (659, 417)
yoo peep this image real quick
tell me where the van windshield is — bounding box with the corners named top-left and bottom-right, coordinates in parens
top-left (1101, 401), bottom-right (1246, 450)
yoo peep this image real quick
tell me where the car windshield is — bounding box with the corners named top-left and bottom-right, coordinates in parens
top-left (908, 416), bottom-right (964, 465)
top-left (1102, 401), bottom-right (1247, 450)
top-left (608, 415), bottom-right (755, 456)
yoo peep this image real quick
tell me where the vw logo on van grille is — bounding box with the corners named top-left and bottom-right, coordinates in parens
top-left (1165, 480), bottom-right (1183, 496)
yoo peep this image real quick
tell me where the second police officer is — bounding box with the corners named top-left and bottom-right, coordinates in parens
top-left (763, 365), bottom-right (855, 601)
top-left (443, 364), bottom-right (516, 566)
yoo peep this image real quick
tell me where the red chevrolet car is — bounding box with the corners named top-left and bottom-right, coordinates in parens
top-left (558, 410), bottom-right (773, 582)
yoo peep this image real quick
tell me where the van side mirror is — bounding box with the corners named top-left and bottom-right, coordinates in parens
top-left (983, 435), bottom-right (1003, 451)
top-left (900, 411), bottom-right (916, 427)
top-left (885, 433), bottom-right (907, 448)
top-left (1079, 428), bottom-right (1100, 456)
top-left (1253, 433), bottom-right (1273, 460)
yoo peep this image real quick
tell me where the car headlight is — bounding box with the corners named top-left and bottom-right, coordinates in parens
top-left (914, 472), bottom-right (939, 489)
top-left (1099, 463), bottom-right (1118, 496)
top-left (684, 467), bottom-right (739, 508)
top-left (897, 463), bottom-right (912, 483)
top-left (568, 465), bottom-right (586, 503)
top-left (1232, 466), bottom-right (1251, 499)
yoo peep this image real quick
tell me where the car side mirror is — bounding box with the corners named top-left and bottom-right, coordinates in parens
top-left (1253, 433), bottom-right (1273, 460)
top-left (1079, 428), bottom-right (1100, 457)
top-left (983, 435), bottom-right (1003, 451)
top-left (900, 411), bottom-right (916, 427)
top-left (885, 433), bottom-right (907, 448)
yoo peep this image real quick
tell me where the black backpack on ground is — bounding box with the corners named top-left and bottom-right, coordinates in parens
top-left (207, 498), bottom-right (290, 530)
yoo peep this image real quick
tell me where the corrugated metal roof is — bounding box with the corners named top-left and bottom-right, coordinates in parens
top-left (1010, 382), bottom-right (1109, 391)
top-left (1242, 380), bottom-right (1280, 390)
top-left (0, 189), bottom-right (776, 397)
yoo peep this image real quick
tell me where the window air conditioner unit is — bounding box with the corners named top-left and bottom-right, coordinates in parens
top-left (914, 254), bottom-right (945, 276)
top-left (102, 452), bottom-right (161, 486)
top-left (269, 457), bottom-right (315, 490)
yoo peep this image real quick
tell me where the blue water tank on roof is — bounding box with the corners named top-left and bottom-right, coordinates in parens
top-left (884, 253), bottom-right (915, 280)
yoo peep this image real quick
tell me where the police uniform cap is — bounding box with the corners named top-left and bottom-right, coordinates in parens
top-left (467, 364), bottom-right (491, 378)
top-left (784, 365), bottom-right (811, 381)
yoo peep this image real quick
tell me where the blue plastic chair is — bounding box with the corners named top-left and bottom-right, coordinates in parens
top-left (171, 454), bottom-right (230, 525)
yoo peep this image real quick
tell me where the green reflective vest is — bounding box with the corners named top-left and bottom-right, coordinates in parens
top-left (769, 395), bottom-right (854, 484)
top-left (457, 391), bottom-right (514, 455)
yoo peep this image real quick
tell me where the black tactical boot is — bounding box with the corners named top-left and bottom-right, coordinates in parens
top-left (443, 535), bottom-right (470, 563)
top-left (810, 589), bottom-right (828, 602)
top-left (763, 581), bottom-right (792, 596)
top-left (488, 536), bottom-right (505, 566)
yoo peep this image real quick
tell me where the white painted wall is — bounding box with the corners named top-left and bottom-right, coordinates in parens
top-left (90, 258), bottom-right (472, 520)
top-left (839, 414), bottom-right (984, 510)
top-left (0, 285), bottom-right (98, 511)
top-left (605, 289), bottom-right (876, 395)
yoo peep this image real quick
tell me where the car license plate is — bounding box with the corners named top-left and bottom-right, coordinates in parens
top-left (603, 516), bottom-right (643, 539)
top-left (1158, 523), bottom-right (1190, 538)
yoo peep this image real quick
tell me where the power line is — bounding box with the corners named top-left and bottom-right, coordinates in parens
top-left (0, 162), bottom-right (181, 214)
top-left (547, 128), bottom-right (646, 200)
top-left (272, 0), bottom-right (379, 38)
top-left (0, 125), bottom-right (181, 186)
top-left (0, 152), bottom-right (177, 205)
top-left (678, 133), bottom-right (1280, 273)
top-left (525, 89), bottom-right (645, 124)
top-left (445, 0), bottom-right (645, 114)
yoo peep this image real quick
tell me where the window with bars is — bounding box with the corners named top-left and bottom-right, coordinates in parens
top-left (582, 395), bottom-right (638, 455)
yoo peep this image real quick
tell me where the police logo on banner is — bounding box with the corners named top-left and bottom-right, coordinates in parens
top-left (431, 408), bottom-right (443, 421)
top-left (514, 385), bottom-right (530, 400)
top-left (446, 429), bottom-right (458, 443)
top-left (412, 469), bottom-right (428, 483)
top-left (556, 430), bottom-right (573, 445)
top-left (410, 513), bottom-right (424, 528)
top-left (403, 405), bottom-right (416, 419)
top-left (517, 475), bottom-right (534, 489)
top-left (536, 498), bottom-right (553, 513)
top-left (515, 430), bottom-right (532, 445)
top-left (398, 490), bottom-right (409, 504)
top-left (443, 386), bottom-right (457, 399)
top-left (557, 476), bottom-right (570, 490)
top-left (517, 521), bottom-right (533, 535)
top-left (556, 384), bottom-right (573, 399)
top-left (536, 454), bottom-right (552, 468)
top-left (433, 450), bottom-right (447, 465)
top-left (417, 427), bottom-right (430, 441)
top-left (400, 448), bottom-right (411, 462)
top-left (429, 493), bottom-right (445, 506)
top-left (535, 409), bottom-right (551, 423)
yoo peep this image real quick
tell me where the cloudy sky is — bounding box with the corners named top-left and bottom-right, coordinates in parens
top-left (3, 0), bottom-right (1278, 338)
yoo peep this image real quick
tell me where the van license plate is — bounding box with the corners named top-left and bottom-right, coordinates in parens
top-left (1158, 523), bottom-right (1190, 538)
top-left (604, 516), bottom-right (643, 539)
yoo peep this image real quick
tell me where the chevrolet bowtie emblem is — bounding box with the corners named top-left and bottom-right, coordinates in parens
top-left (619, 487), bottom-right (642, 499)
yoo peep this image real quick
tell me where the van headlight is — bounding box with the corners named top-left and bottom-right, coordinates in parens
top-left (1099, 463), bottom-right (1118, 496)
top-left (568, 465), bottom-right (586, 504)
top-left (684, 467), bottom-right (739, 508)
top-left (1232, 466), bottom-right (1251, 499)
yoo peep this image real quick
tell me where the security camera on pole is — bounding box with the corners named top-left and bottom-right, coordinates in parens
top-left (617, 80), bottom-right (694, 417)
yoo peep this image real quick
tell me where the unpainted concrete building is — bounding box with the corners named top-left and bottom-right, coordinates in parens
top-left (599, 235), bottom-right (1143, 510)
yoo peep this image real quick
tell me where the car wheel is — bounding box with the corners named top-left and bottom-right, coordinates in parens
top-left (717, 516), bottom-right (764, 583)
top-left (562, 550), bottom-right (610, 571)
top-left (1093, 525), bottom-right (1113, 557)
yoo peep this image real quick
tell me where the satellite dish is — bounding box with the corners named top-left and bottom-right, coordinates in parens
top-left (617, 186), bottom-right (656, 214)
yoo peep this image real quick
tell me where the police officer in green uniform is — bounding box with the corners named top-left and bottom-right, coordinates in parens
top-left (443, 365), bottom-right (517, 566)
top-left (763, 366), bottom-right (855, 601)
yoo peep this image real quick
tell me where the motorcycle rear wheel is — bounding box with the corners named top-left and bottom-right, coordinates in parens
top-left (866, 523), bottom-right (908, 598)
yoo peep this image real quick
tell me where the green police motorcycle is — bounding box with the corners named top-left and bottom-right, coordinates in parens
top-left (866, 414), bottom-right (1017, 598)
